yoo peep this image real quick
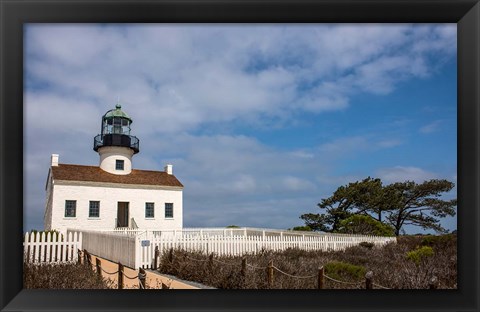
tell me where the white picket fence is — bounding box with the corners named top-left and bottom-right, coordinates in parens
top-left (23, 228), bottom-right (396, 269)
top-left (23, 231), bottom-right (82, 264)
top-left (136, 231), bottom-right (397, 269)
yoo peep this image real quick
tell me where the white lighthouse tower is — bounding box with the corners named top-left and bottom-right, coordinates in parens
top-left (44, 104), bottom-right (184, 233)
top-left (93, 104), bottom-right (140, 175)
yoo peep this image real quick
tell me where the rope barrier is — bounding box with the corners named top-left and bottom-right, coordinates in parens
top-left (323, 274), bottom-right (363, 286)
top-left (271, 266), bottom-right (316, 279)
top-left (122, 272), bottom-right (139, 280)
top-left (100, 267), bottom-right (119, 275)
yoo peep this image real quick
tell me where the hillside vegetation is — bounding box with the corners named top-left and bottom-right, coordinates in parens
top-left (158, 234), bottom-right (457, 289)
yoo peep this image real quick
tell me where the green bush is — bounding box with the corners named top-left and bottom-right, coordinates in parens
top-left (324, 261), bottom-right (366, 281)
top-left (406, 246), bottom-right (434, 264)
top-left (337, 215), bottom-right (395, 236)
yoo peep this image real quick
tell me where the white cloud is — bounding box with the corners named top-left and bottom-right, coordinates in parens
top-left (25, 24), bottom-right (457, 133)
top-left (376, 166), bottom-right (438, 183)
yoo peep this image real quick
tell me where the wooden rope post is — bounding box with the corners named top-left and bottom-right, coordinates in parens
top-left (87, 252), bottom-right (92, 268)
top-left (241, 257), bottom-right (247, 277)
top-left (153, 246), bottom-right (159, 270)
top-left (318, 266), bottom-right (324, 289)
top-left (95, 258), bottom-right (102, 278)
top-left (77, 249), bottom-right (82, 265)
top-left (162, 282), bottom-right (170, 289)
top-left (209, 253), bottom-right (214, 272)
top-left (267, 260), bottom-right (274, 288)
top-left (138, 267), bottom-right (147, 289)
top-left (365, 271), bottom-right (373, 289)
top-left (429, 276), bottom-right (438, 289)
top-left (83, 249), bottom-right (88, 267)
top-left (168, 248), bottom-right (174, 263)
top-left (118, 262), bottom-right (124, 289)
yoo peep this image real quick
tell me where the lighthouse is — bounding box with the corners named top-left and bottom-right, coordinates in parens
top-left (93, 104), bottom-right (140, 175)
top-left (44, 104), bottom-right (184, 234)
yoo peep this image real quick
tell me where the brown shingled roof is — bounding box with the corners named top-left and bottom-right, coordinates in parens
top-left (51, 164), bottom-right (183, 187)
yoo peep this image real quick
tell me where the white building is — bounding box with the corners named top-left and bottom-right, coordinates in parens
top-left (44, 105), bottom-right (184, 233)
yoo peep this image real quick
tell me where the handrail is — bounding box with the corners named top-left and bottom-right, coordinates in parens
top-left (131, 218), bottom-right (138, 229)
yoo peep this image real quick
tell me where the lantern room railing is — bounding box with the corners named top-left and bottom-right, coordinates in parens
top-left (93, 134), bottom-right (140, 154)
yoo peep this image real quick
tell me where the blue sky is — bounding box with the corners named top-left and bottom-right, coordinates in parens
top-left (24, 24), bottom-right (457, 234)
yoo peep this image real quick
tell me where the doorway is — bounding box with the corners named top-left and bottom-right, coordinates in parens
top-left (117, 202), bottom-right (129, 228)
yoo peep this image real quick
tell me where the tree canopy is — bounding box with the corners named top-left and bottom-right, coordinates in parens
top-left (300, 178), bottom-right (456, 236)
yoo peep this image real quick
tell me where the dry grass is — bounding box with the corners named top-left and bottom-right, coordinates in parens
top-left (158, 234), bottom-right (457, 289)
top-left (23, 262), bottom-right (114, 289)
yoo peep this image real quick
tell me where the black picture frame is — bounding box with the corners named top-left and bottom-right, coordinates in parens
top-left (1, 0), bottom-right (478, 311)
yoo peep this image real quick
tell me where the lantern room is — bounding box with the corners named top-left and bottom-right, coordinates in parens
top-left (93, 104), bottom-right (140, 154)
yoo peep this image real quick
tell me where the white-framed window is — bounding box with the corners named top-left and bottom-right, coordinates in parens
top-left (65, 200), bottom-right (76, 217)
top-left (116, 159), bottom-right (124, 170)
top-left (89, 201), bottom-right (100, 218)
top-left (165, 203), bottom-right (173, 218)
top-left (145, 202), bottom-right (154, 218)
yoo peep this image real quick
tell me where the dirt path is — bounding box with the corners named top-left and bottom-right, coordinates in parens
top-left (85, 253), bottom-right (199, 289)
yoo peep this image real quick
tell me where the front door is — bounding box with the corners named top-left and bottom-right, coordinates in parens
top-left (117, 202), bottom-right (129, 228)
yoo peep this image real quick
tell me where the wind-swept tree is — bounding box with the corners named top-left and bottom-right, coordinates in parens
top-left (301, 178), bottom-right (456, 236)
top-left (300, 177), bottom-right (387, 232)
top-left (385, 179), bottom-right (457, 235)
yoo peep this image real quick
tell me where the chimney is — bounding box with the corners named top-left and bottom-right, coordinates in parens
top-left (165, 164), bottom-right (173, 175)
top-left (51, 154), bottom-right (59, 167)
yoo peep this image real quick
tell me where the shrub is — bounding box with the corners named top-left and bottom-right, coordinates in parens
top-left (337, 215), bottom-right (395, 236)
top-left (406, 246), bottom-right (434, 265)
top-left (23, 262), bottom-right (112, 289)
top-left (324, 261), bottom-right (366, 281)
top-left (359, 242), bottom-right (374, 249)
top-left (421, 234), bottom-right (456, 249)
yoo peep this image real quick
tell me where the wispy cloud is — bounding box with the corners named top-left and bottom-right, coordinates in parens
top-left (419, 120), bottom-right (443, 134)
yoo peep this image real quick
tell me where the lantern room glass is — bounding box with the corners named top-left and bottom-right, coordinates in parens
top-left (102, 117), bottom-right (131, 136)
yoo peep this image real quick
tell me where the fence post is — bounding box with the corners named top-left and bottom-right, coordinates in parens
top-left (138, 267), bottom-right (147, 289)
top-left (318, 266), bottom-right (324, 289)
top-left (241, 257), bottom-right (247, 277)
top-left (96, 258), bottom-right (102, 278)
top-left (365, 271), bottom-right (373, 289)
top-left (267, 260), bottom-right (274, 288)
top-left (153, 246), bottom-right (159, 270)
top-left (429, 276), bottom-right (438, 289)
top-left (118, 262), bottom-right (124, 289)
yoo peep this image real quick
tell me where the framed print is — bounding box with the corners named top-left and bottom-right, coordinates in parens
top-left (1, 0), bottom-right (479, 311)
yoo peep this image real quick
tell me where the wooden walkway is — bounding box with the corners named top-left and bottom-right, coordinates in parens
top-left (87, 253), bottom-right (199, 289)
